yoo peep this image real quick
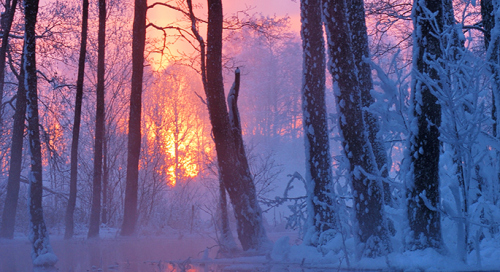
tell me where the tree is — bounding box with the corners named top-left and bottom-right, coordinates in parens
top-left (121, 0), bottom-right (147, 236)
top-left (407, 0), bottom-right (444, 250)
top-left (0, 0), bottom-right (18, 136)
top-left (64, 0), bottom-right (89, 239)
top-left (0, 45), bottom-right (26, 239)
top-left (347, 0), bottom-right (391, 204)
top-left (189, 0), bottom-right (270, 251)
top-left (299, 0), bottom-right (336, 244)
top-left (323, 0), bottom-right (389, 257)
top-left (24, 0), bottom-right (58, 265)
top-left (88, 0), bottom-right (106, 238)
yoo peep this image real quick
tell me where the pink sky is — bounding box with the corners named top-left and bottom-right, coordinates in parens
top-left (147, 0), bottom-right (300, 69)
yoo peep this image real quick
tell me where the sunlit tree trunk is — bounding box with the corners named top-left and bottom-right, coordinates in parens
top-left (205, 0), bottom-right (269, 251)
top-left (0, 0), bottom-right (18, 136)
top-left (25, 0), bottom-right (57, 265)
top-left (323, 0), bottom-right (389, 257)
top-left (88, 0), bottom-right (106, 238)
top-left (300, 0), bottom-right (336, 244)
top-left (64, 0), bottom-right (89, 239)
top-left (407, 0), bottom-right (444, 250)
top-left (0, 45), bottom-right (25, 239)
top-left (121, 0), bottom-right (146, 236)
top-left (347, 0), bottom-right (391, 204)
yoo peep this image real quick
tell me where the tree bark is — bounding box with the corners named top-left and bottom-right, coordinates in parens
top-left (323, 0), bottom-right (389, 257)
top-left (347, 0), bottom-right (391, 204)
top-left (121, 0), bottom-right (147, 236)
top-left (0, 44), bottom-right (25, 239)
top-left (205, 0), bottom-right (269, 251)
top-left (64, 0), bottom-right (89, 240)
top-left (0, 0), bottom-right (18, 135)
top-left (88, 0), bottom-right (106, 238)
top-left (300, 0), bottom-right (336, 243)
top-left (407, 0), bottom-right (444, 250)
top-left (24, 0), bottom-right (57, 265)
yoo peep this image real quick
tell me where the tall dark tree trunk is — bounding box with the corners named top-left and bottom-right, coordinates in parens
top-left (482, 0), bottom-right (497, 137)
top-left (0, 45), bottom-right (25, 239)
top-left (347, 0), bottom-right (391, 204)
top-left (407, 0), bottom-right (444, 250)
top-left (323, 0), bottom-right (389, 257)
top-left (88, 0), bottom-right (106, 238)
top-left (24, 0), bottom-right (57, 265)
top-left (0, 0), bottom-right (18, 135)
top-left (300, 0), bottom-right (336, 243)
top-left (121, 0), bottom-right (146, 236)
top-left (64, 0), bottom-right (89, 240)
top-left (102, 133), bottom-right (109, 225)
top-left (205, 0), bottom-right (269, 251)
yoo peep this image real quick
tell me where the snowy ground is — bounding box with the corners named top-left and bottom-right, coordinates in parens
top-left (2, 229), bottom-right (500, 271)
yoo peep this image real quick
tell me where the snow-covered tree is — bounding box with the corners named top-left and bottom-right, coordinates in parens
top-left (300, 0), bottom-right (336, 244)
top-left (407, 0), bottom-right (444, 250)
top-left (323, 0), bottom-right (389, 257)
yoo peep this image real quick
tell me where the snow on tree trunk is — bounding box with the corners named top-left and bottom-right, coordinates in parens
top-left (323, 0), bottom-right (389, 257)
top-left (300, 0), bottom-right (336, 245)
top-left (121, 0), bottom-right (147, 236)
top-left (407, 0), bottom-right (444, 250)
top-left (347, 0), bottom-right (391, 205)
top-left (205, 0), bottom-right (270, 252)
top-left (64, 0), bottom-right (89, 239)
top-left (24, 0), bottom-right (58, 265)
top-left (88, 0), bottom-right (106, 239)
top-left (0, 46), bottom-right (26, 239)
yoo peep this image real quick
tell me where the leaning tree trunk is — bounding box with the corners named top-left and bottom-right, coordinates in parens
top-left (0, 45), bottom-right (26, 239)
top-left (323, 0), bottom-right (389, 257)
top-left (0, 0), bottom-right (18, 136)
top-left (407, 0), bottom-right (444, 250)
top-left (88, 0), bottom-right (106, 238)
top-left (121, 0), bottom-right (147, 236)
top-left (64, 0), bottom-right (89, 239)
top-left (24, 0), bottom-right (58, 265)
top-left (300, 0), bottom-right (336, 244)
top-left (205, 0), bottom-right (269, 251)
top-left (347, 0), bottom-right (391, 205)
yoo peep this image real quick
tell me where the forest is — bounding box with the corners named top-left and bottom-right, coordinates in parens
top-left (1, 0), bottom-right (500, 271)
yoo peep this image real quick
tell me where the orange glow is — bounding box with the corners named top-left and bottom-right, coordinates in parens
top-left (142, 65), bottom-right (213, 187)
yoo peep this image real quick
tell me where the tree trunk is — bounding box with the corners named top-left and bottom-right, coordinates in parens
top-left (323, 0), bottom-right (389, 257)
top-left (0, 0), bottom-right (18, 136)
top-left (347, 0), bottom-right (391, 204)
top-left (24, 0), bottom-right (57, 265)
top-left (64, 0), bottom-right (89, 240)
top-left (205, 0), bottom-right (269, 251)
top-left (300, 0), bottom-right (336, 244)
top-left (121, 0), bottom-right (147, 236)
top-left (102, 133), bottom-right (109, 225)
top-left (88, 0), bottom-right (106, 238)
top-left (0, 45), bottom-right (26, 239)
top-left (407, 0), bottom-right (444, 250)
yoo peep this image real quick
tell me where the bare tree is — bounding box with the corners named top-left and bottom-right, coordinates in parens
top-left (24, 0), bottom-right (57, 265)
top-left (64, 0), bottom-right (89, 239)
top-left (88, 0), bottom-right (106, 238)
top-left (0, 44), bottom-right (25, 239)
top-left (121, 0), bottom-right (147, 236)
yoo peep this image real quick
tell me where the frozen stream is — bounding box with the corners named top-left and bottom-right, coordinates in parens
top-left (0, 234), bottom-right (217, 271)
